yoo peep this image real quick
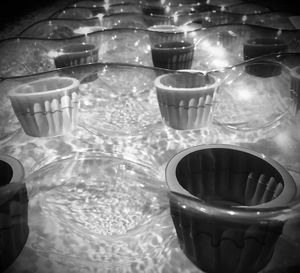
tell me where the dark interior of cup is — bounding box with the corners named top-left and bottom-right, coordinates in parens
top-left (153, 41), bottom-right (193, 50)
top-left (0, 160), bottom-right (13, 187)
top-left (61, 43), bottom-right (95, 53)
top-left (175, 148), bottom-right (284, 206)
top-left (160, 73), bottom-right (214, 88)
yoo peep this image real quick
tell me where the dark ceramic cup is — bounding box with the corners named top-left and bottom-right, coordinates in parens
top-left (243, 38), bottom-right (287, 77)
top-left (0, 154), bottom-right (28, 272)
top-left (54, 43), bottom-right (99, 68)
top-left (166, 144), bottom-right (296, 273)
top-left (151, 41), bottom-right (194, 70)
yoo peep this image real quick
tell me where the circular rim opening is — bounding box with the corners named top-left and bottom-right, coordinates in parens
top-left (9, 76), bottom-right (79, 97)
top-left (166, 144), bottom-right (296, 210)
top-left (154, 72), bottom-right (218, 92)
top-left (0, 154), bottom-right (24, 186)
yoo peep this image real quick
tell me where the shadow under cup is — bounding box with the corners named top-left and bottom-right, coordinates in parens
top-left (166, 144), bottom-right (296, 273)
top-left (151, 41), bottom-right (195, 70)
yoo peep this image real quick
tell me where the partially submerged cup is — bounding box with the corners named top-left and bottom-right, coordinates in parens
top-left (0, 154), bottom-right (28, 272)
top-left (53, 42), bottom-right (99, 68)
top-left (154, 71), bottom-right (219, 129)
top-left (151, 40), bottom-right (195, 70)
top-left (9, 76), bottom-right (80, 137)
top-left (166, 144), bottom-right (296, 273)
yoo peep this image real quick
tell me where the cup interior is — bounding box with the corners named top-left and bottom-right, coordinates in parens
top-left (173, 147), bottom-right (292, 207)
top-left (0, 160), bottom-right (13, 187)
top-left (159, 73), bottom-right (215, 89)
top-left (13, 77), bottom-right (76, 95)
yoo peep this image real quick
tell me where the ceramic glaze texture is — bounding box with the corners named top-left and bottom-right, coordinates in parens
top-left (166, 145), bottom-right (297, 273)
top-left (9, 77), bottom-right (80, 137)
top-left (155, 72), bottom-right (219, 130)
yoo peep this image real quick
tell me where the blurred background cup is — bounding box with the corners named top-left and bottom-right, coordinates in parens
top-left (166, 144), bottom-right (297, 273)
top-left (148, 24), bottom-right (184, 45)
top-left (53, 42), bottom-right (99, 68)
top-left (243, 38), bottom-right (288, 77)
top-left (0, 154), bottom-right (28, 273)
top-left (151, 40), bottom-right (195, 70)
top-left (154, 71), bottom-right (219, 130)
top-left (9, 76), bottom-right (80, 137)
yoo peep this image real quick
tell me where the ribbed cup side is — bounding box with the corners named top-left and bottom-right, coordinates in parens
top-left (10, 91), bottom-right (79, 137)
top-left (155, 73), bottom-right (217, 130)
top-left (157, 93), bottom-right (213, 129)
top-left (54, 50), bottom-right (98, 68)
top-left (170, 200), bottom-right (283, 273)
top-left (152, 46), bottom-right (194, 70)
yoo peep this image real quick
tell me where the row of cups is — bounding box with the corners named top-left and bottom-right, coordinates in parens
top-left (8, 60), bottom-right (300, 137)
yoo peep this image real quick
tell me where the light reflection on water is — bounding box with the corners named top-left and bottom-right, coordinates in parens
top-left (15, 152), bottom-right (201, 273)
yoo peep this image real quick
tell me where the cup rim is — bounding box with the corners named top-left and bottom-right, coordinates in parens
top-left (154, 71), bottom-right (219, 92)
top-left (166, 144), bottom-right (296, 209)
top-left (0, 154), bottom-right (24, 185)
top-left (9, 76), bottom-right (80, 97)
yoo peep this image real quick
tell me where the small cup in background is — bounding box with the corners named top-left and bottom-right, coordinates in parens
top-left (53, 42), bottom-right (99, 68)
top-left (243, 38), bottom-right (288, 77)
top-left (9, 76), bottom-right (80, 137)
top-left (166, 144), bottom-right (296, 273)
top-left (154, 71), bottom-right (219, 130)
top-left (151, 40), bottom-right (195, 70)
top-left (0, 154), bottom-right (28, 273)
